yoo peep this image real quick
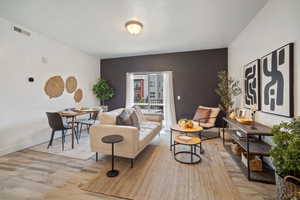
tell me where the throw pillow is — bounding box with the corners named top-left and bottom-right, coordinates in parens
top-left (133, 105), bottom-right (145, 123)
top-left (193, 108), bottom-right (211, 123)
top-left (198, 106), bottom-right (220, 125)
top-left (116, 109), bottom-right (132, 126)
top-left (116, 109), bottom-right (140, 130)
top-left (130, 111), bottom-right (140, 130)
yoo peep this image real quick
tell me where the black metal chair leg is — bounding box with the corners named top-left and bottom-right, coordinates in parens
top-left (79, 123), bottom-right (83, 138)
top-left (76, 122), bottom-right (80, 138)
top-left (62, 130), bottom-right (65, 151)
top-left (96, 152), bottom-right (98, 161)
top-left (47, 130), bottom-right (55, 149)
top-left (88, 125), bottom-right (91, 134)
top-left (74, 129), bottom-right (80, 144)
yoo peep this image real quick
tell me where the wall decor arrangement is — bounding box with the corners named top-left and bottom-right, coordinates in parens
top-left (260, 43), bottom-right (294, 117)
top-left (242, 43), bottom-right (294, 118)
top-left (74, 88), bottom-right (83, 103)
top-left (243, 59), bottom-right (260, 109)
top-left (44, 75), bottom-right (83, 103)
top-left (66, 76), bottom-right (78, 93)
top-left (44, 76), bottom-right (64, 98)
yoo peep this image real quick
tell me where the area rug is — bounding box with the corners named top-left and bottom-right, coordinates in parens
top-left (30, 132), bottom-right (94, 160)
top-left (79, 140), bottom-right (241, 200)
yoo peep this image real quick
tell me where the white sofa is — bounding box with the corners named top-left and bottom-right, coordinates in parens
top-left (89, 108), bottom-right (162, 167)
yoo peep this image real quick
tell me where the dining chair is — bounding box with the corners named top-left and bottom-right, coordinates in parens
top-left (46, 112), bottom-right (79, 151)
top-left (77, 110), bottom-right (100, 138)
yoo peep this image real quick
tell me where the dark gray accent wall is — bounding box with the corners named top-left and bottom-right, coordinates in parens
top-left (101, 48), bottom-right (228, 120)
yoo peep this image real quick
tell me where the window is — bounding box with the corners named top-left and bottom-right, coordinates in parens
top-left (133, 73), bottom-right (163, 114)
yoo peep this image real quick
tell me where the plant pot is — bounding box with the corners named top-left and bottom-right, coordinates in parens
top-left (275, 173), bottom-right (300, 200)
top-left (100, 105), bottom-right (108, 112)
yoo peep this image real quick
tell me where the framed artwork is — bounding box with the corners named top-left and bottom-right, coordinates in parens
top-left (243, 59), bottom-right (260, 109)
top-left (260, 43), bottom-right (294, 117)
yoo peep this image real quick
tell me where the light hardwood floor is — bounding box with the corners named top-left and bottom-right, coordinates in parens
top-left (0, 131), bottom-right (275, 200)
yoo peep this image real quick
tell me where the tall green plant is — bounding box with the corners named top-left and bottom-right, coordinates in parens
top-left (270, 117), bottom-right (300, 178)
top-left (215, 71), bottom-right (241, 113)
top-left (92, 79), bottom-right (114, 105)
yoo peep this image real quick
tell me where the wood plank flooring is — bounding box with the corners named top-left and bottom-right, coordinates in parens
top-left (0, 131), bottom-right (275, 200)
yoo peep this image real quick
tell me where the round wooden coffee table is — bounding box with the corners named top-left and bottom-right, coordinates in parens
top-left (173, 135), bottom-right (202, 164)
top-left (170, 124), bottom-right (204, 153)
top-left (101, 135), bottom-right (124, 177)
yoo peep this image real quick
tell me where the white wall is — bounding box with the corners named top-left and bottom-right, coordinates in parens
top-left (229, 0), bottom-right (300, 127)
top-left (0, 17), bottom-right (100, 156)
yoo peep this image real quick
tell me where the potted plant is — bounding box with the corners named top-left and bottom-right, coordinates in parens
top-left (270, 117), bottom-right (300, 200)
top-left (92, 79), bottom-right (114, 112)
top-left (215, 70), bottom-right (241, 115)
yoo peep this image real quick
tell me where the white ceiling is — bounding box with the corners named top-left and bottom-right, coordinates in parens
top-left (0, 0), bottom-right (267, 58)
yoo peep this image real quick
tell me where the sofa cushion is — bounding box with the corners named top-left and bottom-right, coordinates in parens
top-left (140, 121), bottom-right (161, 129)
top-left (116, 109), bottom-right (140, 130)
top-left (138, 121), bottom-right (161, 149)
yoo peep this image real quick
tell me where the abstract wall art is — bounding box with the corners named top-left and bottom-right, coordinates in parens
top-left (243, 59), bottom-right (260, 109)
top-left (260, 43), bottom-right (294, 117)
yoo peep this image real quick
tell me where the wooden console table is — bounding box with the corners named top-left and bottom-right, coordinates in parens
top-left (222, 117), bottom-right (275, 184)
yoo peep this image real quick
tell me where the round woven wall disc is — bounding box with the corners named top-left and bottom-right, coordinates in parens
top-left (66, 76), bottom-right (77, 93)
top-left (44, 76), bottom-right (64, 99)
top-left (74, 88), bottom-right (83, 103)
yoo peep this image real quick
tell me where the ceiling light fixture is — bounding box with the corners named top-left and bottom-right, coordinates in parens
top-left (125, 20), bottom-right (143, 35)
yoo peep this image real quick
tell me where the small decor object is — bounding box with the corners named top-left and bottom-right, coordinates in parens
top-left (235, 117), bottom-right (253, 125)
top-left (74, 88), bottom-right (83, 103)
top-left (66, 76), bottom-right (77, 93)
top-left (231, 143), bottom-right (243, 156)
top-left (250, 105), bottom-right (258, 129)
top-left (270, 117), bottom-right (300, 199)
top-left (44, 75), bottom-right (64, 98)
top-left (241, 153), bottom-right (263, 172)
top-left (92, 79), bottom-right (114, 109)
top-left (215, 71), bottom-right (241, 114)
top-left (261, 43), bottom-right (294, 117)
top-left (235, 108), bottom-right (252, 125)
top-left (178, 119), bottom-right (194, 129)
top-left (243, 59), bottom-right (260, 109)
top-left (229, 111), bottom-right (237, 120)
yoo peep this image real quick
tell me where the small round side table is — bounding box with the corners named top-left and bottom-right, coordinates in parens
top-left (170, 124), bottom-right (204, 153)
top-left (173, 135), bottom-right (201, 164)
top-left (101, 135), bottom-right (124, 177)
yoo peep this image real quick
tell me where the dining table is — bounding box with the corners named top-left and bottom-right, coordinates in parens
top-left (59, 108), bottom-right (100, 149)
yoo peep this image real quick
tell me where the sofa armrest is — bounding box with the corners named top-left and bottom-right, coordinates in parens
top-left (89, 124), bottom-right (139, 158)
top-left (144, 113), bottom-right (163, 123)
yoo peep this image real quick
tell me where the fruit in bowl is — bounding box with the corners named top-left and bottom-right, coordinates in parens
top-left (178, 118), bottom-right (194, 129)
